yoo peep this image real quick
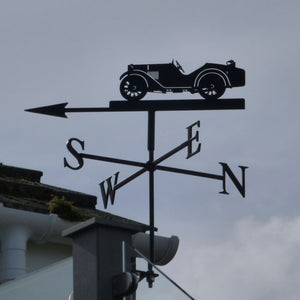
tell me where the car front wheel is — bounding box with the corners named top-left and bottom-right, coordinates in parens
top-left (198, 74), bottom-right (226, 100)
top-left (120, 75), bottom-right (147, 101)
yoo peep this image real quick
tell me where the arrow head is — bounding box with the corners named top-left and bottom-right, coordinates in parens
top-left (25, 102), bottom-right (68, 118)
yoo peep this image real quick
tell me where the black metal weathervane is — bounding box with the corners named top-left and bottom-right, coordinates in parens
top-left (26, 59), bottom-right (247, 287)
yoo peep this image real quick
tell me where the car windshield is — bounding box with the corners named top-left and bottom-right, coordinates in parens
top-left (172, 59), bottom-right (185, 73)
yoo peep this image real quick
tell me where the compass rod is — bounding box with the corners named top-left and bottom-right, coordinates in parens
top-left (114, 167), bottom-right (147, 190)
top-left (102, 139), bottom-right (191, 191)
top-left (81, 153), bottom-right (146, 168)
top-left (156, 165), bottom-right (223, 180)
top-left (153, 140), bottom-right (190, 166)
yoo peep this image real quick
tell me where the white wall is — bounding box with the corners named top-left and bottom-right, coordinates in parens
top-left (26, 241), bottom-right (72, 273)
top-left (0, 257), bottom-right (73, 300)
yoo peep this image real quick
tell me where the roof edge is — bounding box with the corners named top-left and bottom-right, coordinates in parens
top-left (0, 164), bottom-right (43, 182)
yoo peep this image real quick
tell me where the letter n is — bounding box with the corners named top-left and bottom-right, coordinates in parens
top-left (219, 163), bottom-right (248, 197)
top-left (99, 172), bottom-right (119, 209)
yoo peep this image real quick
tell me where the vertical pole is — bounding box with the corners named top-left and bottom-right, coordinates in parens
top-left (147, 109), bottom-right (155, 288)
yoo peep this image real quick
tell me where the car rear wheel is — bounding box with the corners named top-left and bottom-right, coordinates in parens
top-left (120, 75), bottom-right (147, 101)
top-left (198, 74), bottom-right (226, 100)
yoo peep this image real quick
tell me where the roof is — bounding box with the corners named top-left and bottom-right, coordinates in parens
top-left (0, 164), bottom-right (148, 230)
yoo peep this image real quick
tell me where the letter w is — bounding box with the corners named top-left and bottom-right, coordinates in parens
top-left (99, 172), bottom-right (120, 209)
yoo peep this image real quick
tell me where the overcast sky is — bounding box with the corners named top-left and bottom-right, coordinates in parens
top-left (1, 1), bottom-right (300, 299)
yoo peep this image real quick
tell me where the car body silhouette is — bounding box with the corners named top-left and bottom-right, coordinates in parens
top-left (119, 60), bottom-right (245, 101)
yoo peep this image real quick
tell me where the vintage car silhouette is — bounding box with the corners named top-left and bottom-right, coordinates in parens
top-left (119, 60), bottom-right (245, 101)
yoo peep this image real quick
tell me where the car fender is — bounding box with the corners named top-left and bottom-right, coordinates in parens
top-left (119, 71), bottom-right (150, 87)
top-left (119, 71), bottom-right (130, 80)
top-left (120, 70), bottom-right (165, 91)
top-left (194, 68), bottom-right (231, 88)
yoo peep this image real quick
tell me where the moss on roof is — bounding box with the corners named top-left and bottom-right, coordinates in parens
top-left (0, 172), bottom-right (97, 209)
top-left (0, 164), bottom-right (148, 228)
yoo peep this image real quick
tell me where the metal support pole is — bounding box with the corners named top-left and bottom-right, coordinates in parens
top-left (147, 110), bottom-right (156, 288)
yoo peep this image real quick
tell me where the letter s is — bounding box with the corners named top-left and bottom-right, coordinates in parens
top-left (64, 138), bottom-right (85, 170)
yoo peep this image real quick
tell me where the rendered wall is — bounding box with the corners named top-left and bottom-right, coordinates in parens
top-left (0, 257), bottom-right (73, 300)
top-left (26, 241), bottom-right (71, 273)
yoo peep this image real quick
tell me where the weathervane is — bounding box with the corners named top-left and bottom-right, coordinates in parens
top-left (26, 59), bottom-right (247, 287)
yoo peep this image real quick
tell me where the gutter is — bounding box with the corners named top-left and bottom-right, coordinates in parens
top-left (0, 203), bottom-right (77, 282)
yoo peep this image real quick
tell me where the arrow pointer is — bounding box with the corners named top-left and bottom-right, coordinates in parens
top-left (25, 102), bottom-right (114, 118)
top-left (25, 102), bottom-right (69, 118)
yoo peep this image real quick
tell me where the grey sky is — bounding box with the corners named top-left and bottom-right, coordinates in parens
top-left (1, 1), bottom-right (300, 299)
